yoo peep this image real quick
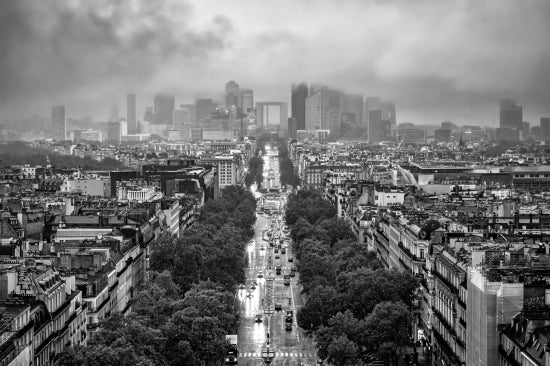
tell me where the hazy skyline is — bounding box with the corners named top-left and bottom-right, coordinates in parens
top-left (1, 0), bottom-right (549, 126)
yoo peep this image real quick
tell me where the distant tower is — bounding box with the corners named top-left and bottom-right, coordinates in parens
top-left (291, 83), bottom-right (308, 130)
top-left (127, 93), bottom-right (137, 133)
top-left (240, 89), bottom-right (254, 115)
top-left (499, 99), bottom-right (522, 129)
top-left (225, 81), bottom-right (240, 109)
top-left (51, 105), bottom-right (66, 140)
top-left (153, 94), bottom-right (175, 125)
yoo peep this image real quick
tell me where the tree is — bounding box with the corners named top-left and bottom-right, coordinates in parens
top-left (364, 301), bottom-right (412, 365)
top-left (326, 335), bottom-right (361, 366)
top-left (297, 285), bottom-right (342, 331)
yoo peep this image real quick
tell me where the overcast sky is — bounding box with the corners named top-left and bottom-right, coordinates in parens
top-left (1, 0), bottom-right (549, 126)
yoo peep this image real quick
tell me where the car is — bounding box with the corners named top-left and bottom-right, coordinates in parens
top-left (274, 248), bottom-right (279, 253)
top-left (286, 310), bottom-right (293, 318)
top-left (283, 274), bottom-right (290, 280)
top-left (274, 303), bottom-right (282, 311)
top-left (284, 279), bottom-right (290, 286)
top-left (251, 284), bottom-right (256, 290)
top-left (260, 246), bottom-right (265, 250)
top-left (281, 248), bottom-right (286, 254)
top-left (285, 323), bottom-right (292, 331)
top-left (255, 314), bottom-right (263, 323)
top-left (288, 257), bottom-right (294, 262)
top-left (289, 271), bottom-right (296, 277)
top-left (275, 255), bottom-right (280, 259)
top-left (257, 271), bottom-right (264, 278)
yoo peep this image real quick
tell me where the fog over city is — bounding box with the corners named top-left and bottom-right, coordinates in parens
top-left (1, 0), bottom-right (550, 125)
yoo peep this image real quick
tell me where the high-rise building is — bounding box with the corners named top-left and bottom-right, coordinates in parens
top-left (196, 99), bottom-right (217, 124)
top-left (339, 93), bottom-right (363, 127)
top-left (381, 101), bottom-right (396, 126)
top-left (173, 108), bottom-right (191, 129)
top-left (305, 88), bottom-right (340, 135)
top-left (225, 81), bottom-right (239, 109)
top-left (365, 97), bottom-right (381, 127)
top-left (368, 110), bottom-right (391, 143)
top-left (240, 89), bottom-right (254, 115)
top-left (499, 99), bottom-right (522, 130)
top-left (127, 93), bottom-right (137, 133)
top-left (255, 102), bottom-right (288, 130)
top-left (105, 122), bottom-right (121, 142)
top-left (153, 94), bottom-right (175, 125)
top-left (291, 83), bottom-right (308, 130)
top-left (288, 117), bottom-right (297, 139)
top-left (51, 105), bottom-right (66, 140)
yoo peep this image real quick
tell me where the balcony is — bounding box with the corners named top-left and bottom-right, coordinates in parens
top-left (432, 269), bottom-right (459, 294)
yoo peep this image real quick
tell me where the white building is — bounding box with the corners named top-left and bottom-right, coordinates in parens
top-left (60, 178), bottom-right (110, 197)
top-left (216, 156), bottom-right (238, 189)
top-left (373, 188), bottom-right (405, 206)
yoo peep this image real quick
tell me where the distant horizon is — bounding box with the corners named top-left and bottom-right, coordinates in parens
top-left (2, 1), bottom-right (550, 126)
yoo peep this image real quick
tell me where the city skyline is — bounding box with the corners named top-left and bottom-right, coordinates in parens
top-left (1, 1), bottom-right (550, 126)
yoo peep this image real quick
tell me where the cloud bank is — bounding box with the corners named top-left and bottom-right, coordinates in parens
top-left (1, 0), bottom-right (549, 125)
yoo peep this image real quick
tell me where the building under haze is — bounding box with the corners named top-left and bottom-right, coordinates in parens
top-left (51, 105), bottom-right (66, 140)
top-left (127, 93), bottom-right (137, 134)
top-left (240, 89), bottom-right (254, 115)
top-left (339, 93), bottom-right (363, 126)
top-left (368, 110), bottom-right (391, 143)
top-left (154, 94), bottom-right (175, 125)
top-left (225, 81), bottom-right (239, 109)
top-left (256, 102), bottom-right (288, 130)
top-left (500, 99), bottom-right (522, 130)
top-left (365, 97), bottom-right (381, 128)
top-left (288, 117), bottom-right (297, 139)
top-left (305, 88), bottom-right (340, 135)
top-left (196, 98), bottom-right (217, 124)
top-left (381, 101), bottom-right (396, 126)
top-left (291, 83), bottom-right (308, 130)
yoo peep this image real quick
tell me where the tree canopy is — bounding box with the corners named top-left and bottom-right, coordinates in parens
top-left (59, 185), bottom-right (257, 365)
top-left (286, 189), bottom-right (418, 365)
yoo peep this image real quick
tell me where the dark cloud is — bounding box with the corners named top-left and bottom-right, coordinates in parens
top-left (1, 0), bottom-right (549, 125)
top-left (0, 0), bottom-right (229, 119)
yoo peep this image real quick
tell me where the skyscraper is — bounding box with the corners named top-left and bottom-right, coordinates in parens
top-left (153, 94), bottom-right (175, 125)
top-left (127, 93), bottom-right (137, 134)
top-left (368, 110), bottom-right (391, 143)
top-left (305, 88), bottom-right (340, 135)
top-left (291, 83), bottom-right (308, 130)
top-left (365, 97), bottom-right (381, 127)
top-left (499, 99), bottom-right (522, 129)
top-left (381, 101), bottom-right (396, 126)
top-left (240, 89), bottom-right (254, 114)
top-left (339, 93), bottom-right (363, 127)
top-left (225, 81), bottom-right (239, 109)
top-left (51, 105), bottom-right (66, 140)
top-left (196, 99), bottom-right (217, 124)
top-left (173, 108), bottom-right (191, 129)
top-left (288, 117), bottom-right (297, 139)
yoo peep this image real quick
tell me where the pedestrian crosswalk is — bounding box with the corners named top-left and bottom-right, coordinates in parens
top-left (238, 352), bottom-right (315, 358)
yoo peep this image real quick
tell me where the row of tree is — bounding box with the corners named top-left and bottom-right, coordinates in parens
top-left (277, 140), bottom-right (301, 188)
top-left (59, 185), bottom-right (257, 365)
top-left (244, 156), bottom-right (264, 189)
top-left (286, 190), bottom-right (419, 366)
top-left (0, 141), bottom-right (126, 170)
